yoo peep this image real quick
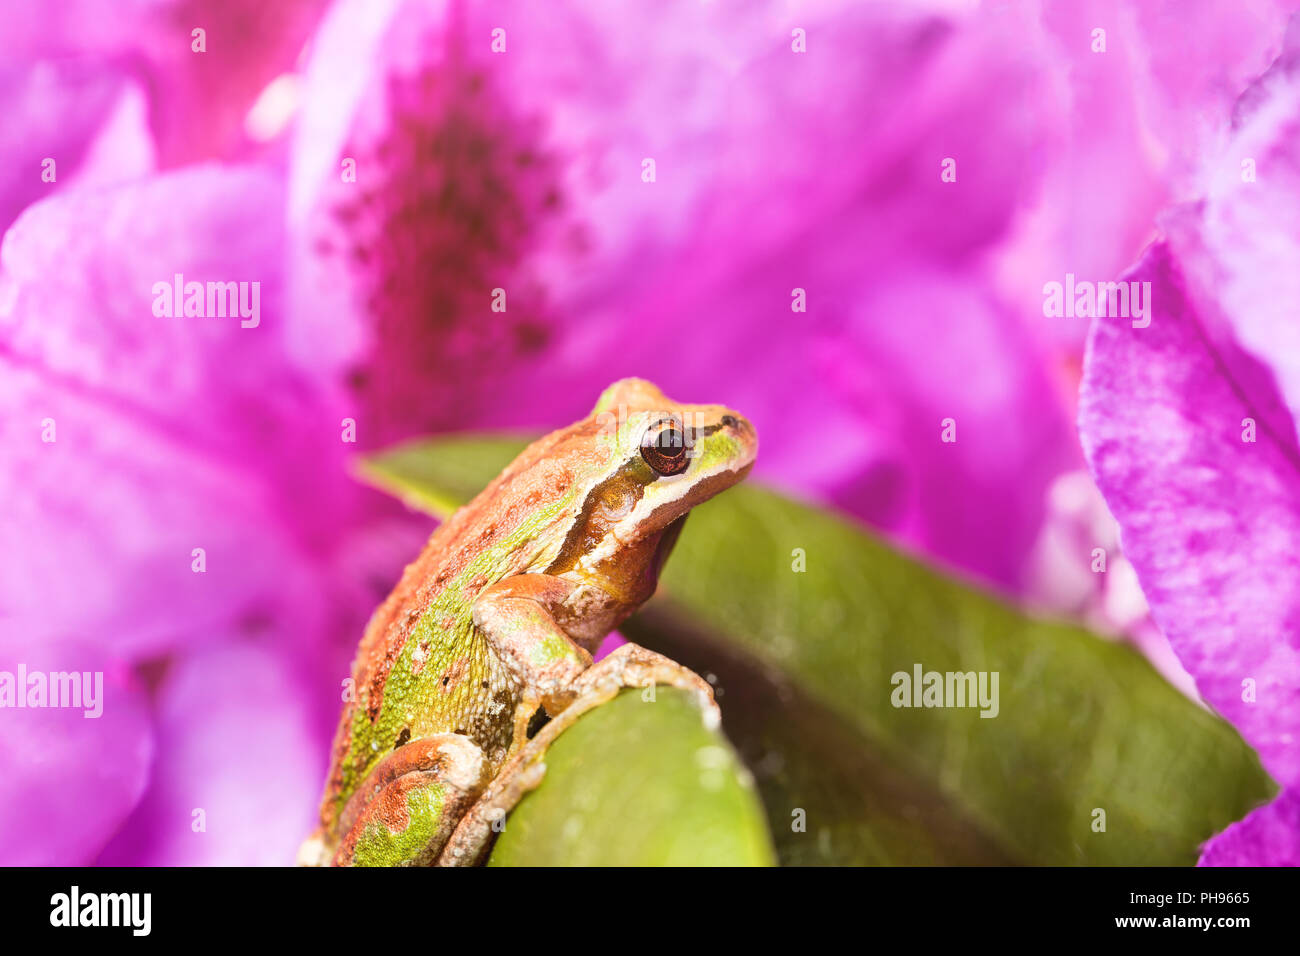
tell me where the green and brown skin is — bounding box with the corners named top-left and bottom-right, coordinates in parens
top-left (299, 378), bottom-right (757, 866)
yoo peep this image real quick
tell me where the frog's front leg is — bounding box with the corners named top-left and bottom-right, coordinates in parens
top-left (437, 642), bottom-right (719, 867)
top-left (471, 574), bottom-right (602, 751)
top-left (330, 733), bottom-right (486, 867)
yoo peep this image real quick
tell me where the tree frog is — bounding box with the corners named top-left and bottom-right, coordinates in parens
top-left (298, 378), bottom-right (757, 866)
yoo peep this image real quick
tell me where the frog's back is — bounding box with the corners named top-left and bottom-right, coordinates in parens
top-left (319, 418), bottom-right (609, 830)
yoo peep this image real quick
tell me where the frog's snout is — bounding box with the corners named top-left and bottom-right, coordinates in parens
top-left (721, 413), bottom-right (754, 436)
top-left (719, 411), bottom-right (758, 467)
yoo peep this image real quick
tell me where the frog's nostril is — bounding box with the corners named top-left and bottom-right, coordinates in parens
top-left (721, 414), bottom-right (753, 436)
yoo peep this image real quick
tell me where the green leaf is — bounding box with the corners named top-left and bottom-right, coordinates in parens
top-left (357, 434), bottom-right (532, 519)
top-left (487, 688), bottom-right (775, 866)
top-left (359, 435), bottom-right (1276, 866)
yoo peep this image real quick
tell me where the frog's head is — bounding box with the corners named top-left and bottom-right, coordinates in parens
top-left (540, 378), bottom-right (756, 579)
top-left (578, 377), bottom-right (757, 542)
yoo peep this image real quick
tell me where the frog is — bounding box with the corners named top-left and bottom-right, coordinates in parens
top-left (297, 378), bottom-right (758, 866)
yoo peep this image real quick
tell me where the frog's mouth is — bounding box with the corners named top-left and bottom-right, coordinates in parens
top-left (630, 457), bottom-right (754, 540)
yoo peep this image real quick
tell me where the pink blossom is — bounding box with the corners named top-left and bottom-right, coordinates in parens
top-left (1080, 19), bottom-right (1300, 864)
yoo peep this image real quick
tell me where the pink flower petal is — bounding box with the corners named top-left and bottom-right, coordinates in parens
top-left (0, 0), bottom-right (329, 166)
top-left (1178, 25), bottom-right (1300, 432)
top-left (1081, 22), bottom-right (1300, 852)
top-left (0, 167), bottom-right (356, 656)
top-left (95, 643), bottom-right (323, 865)
top-left (1082, 23), bottom-right (1300, 796)
top-left (1, 166), bottom-right (284, 432)
top-left (1079, 241), bottom-right (1300, 786)
top-left (1, 361), bottom-right (312, 658)
top-left (1199, 785), bottom-right (1300, 866)
top-left (0, 640), bottom-right (152, 865)
top-left (0, 61), bottom-right (152, 231)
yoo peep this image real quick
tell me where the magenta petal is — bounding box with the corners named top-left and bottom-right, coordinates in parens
top-left (0, 641), bottom-right (151, 865)
top-left (1081, 26), bottom-right (1300, 794)
top-left (1, 165), bottom-right (288, 448)
top-left (287, 2), bottom-right (1058, 434)
top-left (96, 643), bottom-right (324, 866)
top-left (0, 168), bottom-right (339, 657)
top-left (1041, 1), bottom-right (1293, 186)
top-left (813, 274), bottom-right (1079, 591)
top-left (1079, 241), bottom-right (1300, 786)
top-left (139, 0), bottom-right (330, 165)
top-left (1199, 785), bottom-right (1300, 866)
top-left (0, 62), bottom-right (152, 231)
top-left (1, 0), bottom-right (329, 166)
top-left (287, 0), bottom-right (589, 445)
top-left (1177, 32), bottom-right (1300, 432)
top-left (594, 631), bottom-right (628, 663)
top-left (1, 361), bottom-right (312, 658)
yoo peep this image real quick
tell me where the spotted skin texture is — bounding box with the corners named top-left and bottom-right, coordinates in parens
top-left (306, 378), bottom-right (757, 865)
top-left (325, 419), bottom-right (606, 831)
top-left (329, 62), bottom-right (559, 445)
top-left (348, 780), bottom-right (448, 868)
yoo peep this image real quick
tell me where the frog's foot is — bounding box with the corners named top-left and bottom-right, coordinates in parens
top-left (331, 733), bottom-right (487, 867)
top-left (296, 830), bottom-right (332, 867)
top-left (435, 643), bottom-right (718, 866)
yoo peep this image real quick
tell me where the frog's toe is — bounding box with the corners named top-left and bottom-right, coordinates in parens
top-left (295, 830), bottom-right (331, 867)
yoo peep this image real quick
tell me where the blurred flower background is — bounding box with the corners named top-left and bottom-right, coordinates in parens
top-left (2, 0), bottom-right (1297, 865)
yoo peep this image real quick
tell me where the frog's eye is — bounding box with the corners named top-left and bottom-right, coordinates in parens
top-left (640, 417), bottom-right (689, 476)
